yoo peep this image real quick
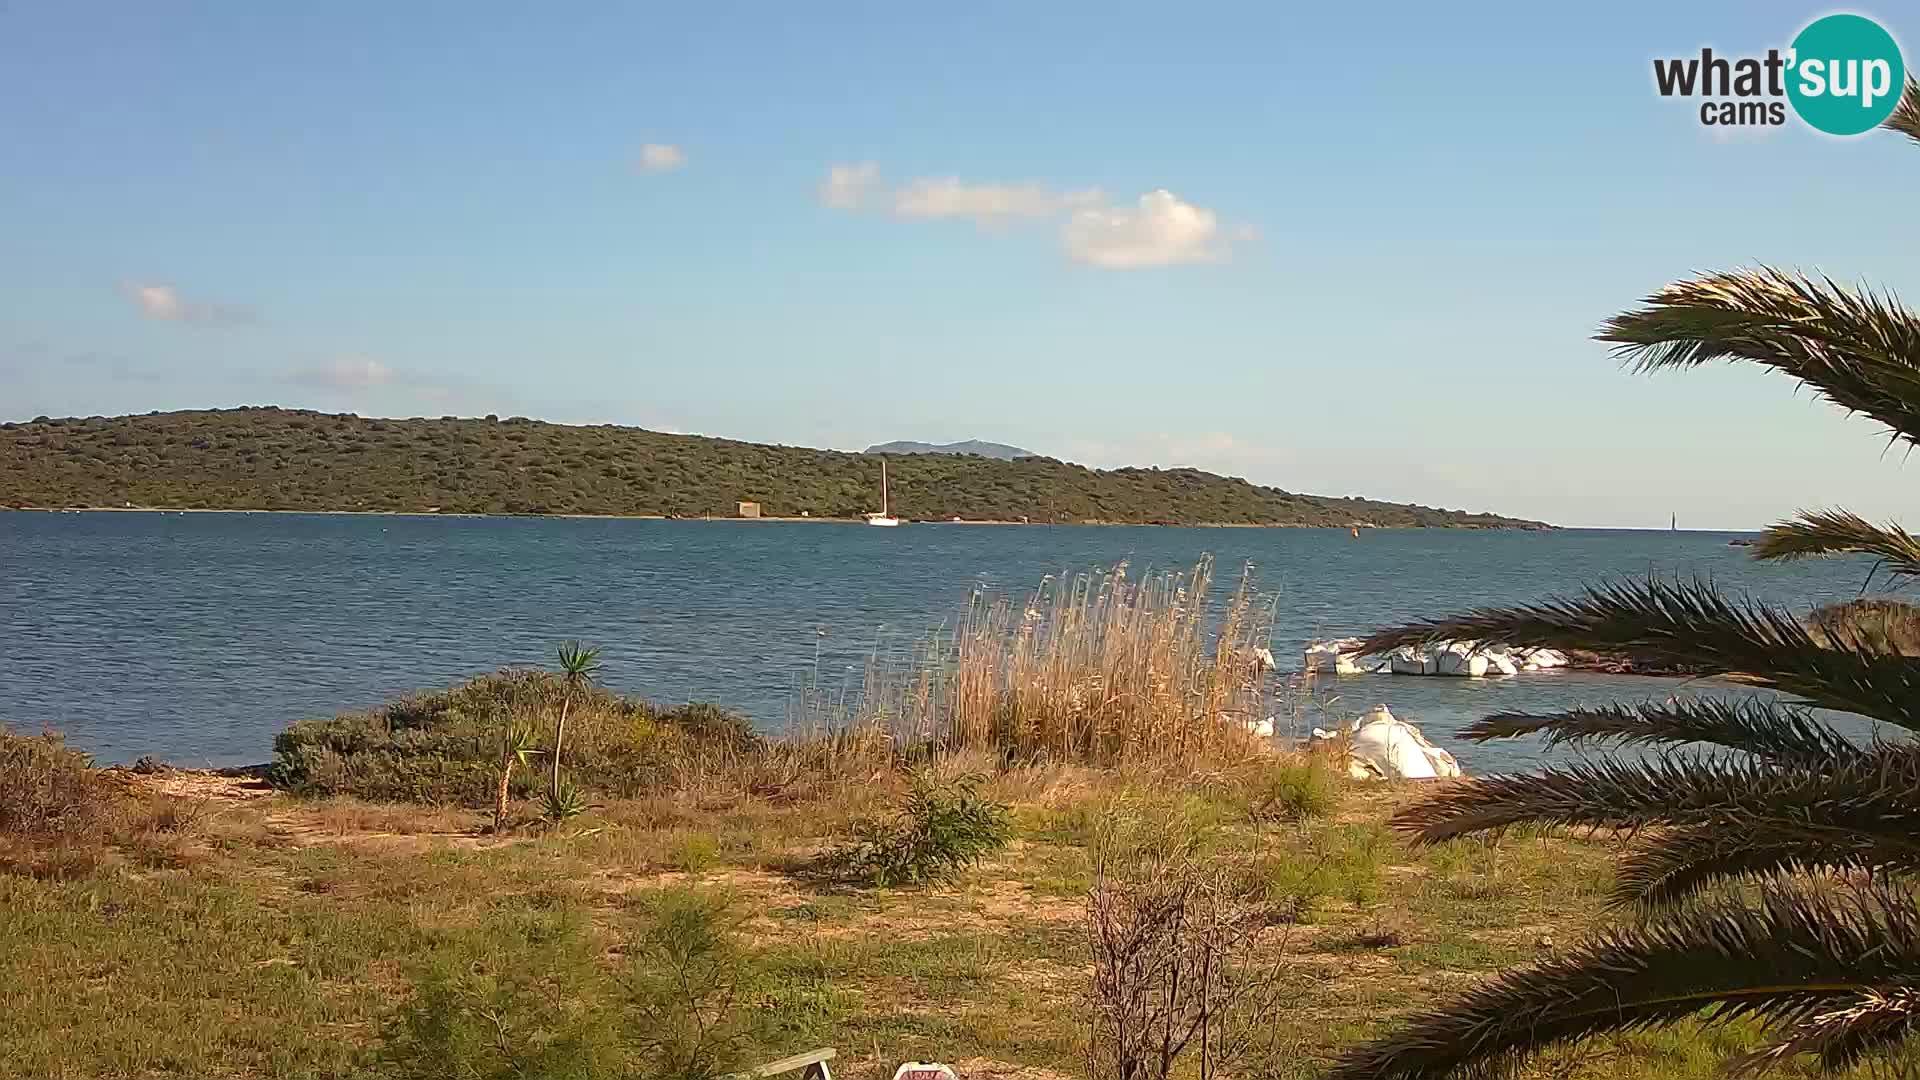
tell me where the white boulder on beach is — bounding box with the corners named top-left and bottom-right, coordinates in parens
top-left (1313, 705), bottom-right (1461, 780)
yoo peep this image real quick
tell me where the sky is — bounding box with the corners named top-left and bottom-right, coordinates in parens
top-left (2, 1), bottom-right (1917, 530)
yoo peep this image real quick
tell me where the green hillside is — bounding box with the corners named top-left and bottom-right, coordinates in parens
top-left (0, 408), bottom-right (1546, 527)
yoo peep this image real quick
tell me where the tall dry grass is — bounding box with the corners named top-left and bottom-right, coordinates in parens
top-left (800, 558), bottom-right (1281, 766)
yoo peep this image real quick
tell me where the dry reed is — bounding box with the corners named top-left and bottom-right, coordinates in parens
top-left (798, 557), bottom-right (1282, 766)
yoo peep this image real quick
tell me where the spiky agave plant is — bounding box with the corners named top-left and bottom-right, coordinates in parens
top-left (1324, 82), bottom-right (1920, 1080)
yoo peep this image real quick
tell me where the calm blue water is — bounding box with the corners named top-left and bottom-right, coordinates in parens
top-left (0, 513), bottom-right (1879, 770)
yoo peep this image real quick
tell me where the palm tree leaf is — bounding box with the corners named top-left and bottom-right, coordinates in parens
top-left (1730, 988), bottom-right (1920, 1076)
top-left (1597, 267), bottom-right (1920, 448)
top-left (1753, 509), bottom-right (1920, 583)
top-left (1464, 699), bottom-right (1866, 768)
top-left (1614, 825), bottom-right (1909, 909)
top-left (1353, 578), bottom-right (1920, 728)
top-left (1321, 885), bottom-right (1920, 1080)
top-left (1889, 78), bottom-right (1920, 147)
top-left (1392, 751), bottom-right (1920, 880)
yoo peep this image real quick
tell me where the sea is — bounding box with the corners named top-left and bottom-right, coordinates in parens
top-left (0, 512), bottom-right (1880, 771)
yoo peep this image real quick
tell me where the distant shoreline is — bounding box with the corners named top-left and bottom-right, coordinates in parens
top-left (0, 505), bottom-right (1547, 529)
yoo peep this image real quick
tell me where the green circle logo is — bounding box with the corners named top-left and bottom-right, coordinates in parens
top-left (1787, 14), bottom-right (1905, 135)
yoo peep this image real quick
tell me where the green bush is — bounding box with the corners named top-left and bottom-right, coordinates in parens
top-left (270, 670), bottom-right (759, 806)
top-left (377, 913), bottom-right (618, 1080)
top-left (1243, 823), bottom-right (1391, 923)
top-left (623, 887), bottom-right (757, 1080)
top-left (377, 888), bottom-right (755, 1080)
top-left (1238, 758), bottom-right (1338, 824)
top-left (813, 770), bottom-right (1013, 887)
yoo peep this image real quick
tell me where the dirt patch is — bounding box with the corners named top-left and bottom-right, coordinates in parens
top-left (111, 767), bottom-right (274, 803)
top-left (951, 1057), bottom-right (1078, 1080)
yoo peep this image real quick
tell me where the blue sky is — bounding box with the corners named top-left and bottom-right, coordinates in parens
top-left (3, 1), bottom-right (1916, 529)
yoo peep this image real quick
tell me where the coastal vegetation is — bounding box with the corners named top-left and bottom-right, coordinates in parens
top-left (0, 555), bottom-right (1858, 1079)
top-left (1321, 83), bottom-right (1920, 1080)
top-left (0, 406), bottom-right (1541, 527)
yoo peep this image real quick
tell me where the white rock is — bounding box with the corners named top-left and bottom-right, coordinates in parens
top-left (1304, 637), bottom-right (1370, 674)
top-left (1519, 648), bottom-right (1569, 670)
top-left (1432, 643), bottom-right (1489, 678)
top-left (1252, 646), bottom-right (1277, 672)
top-left (1243, 716), bottom-right (1275, 737)
top-left (1482, 648), bottom-right (1520, 676)
top-left (1347, 705), bottom-right (1461, 780)
top-left (1387, 645), bottom-right (1435, 675)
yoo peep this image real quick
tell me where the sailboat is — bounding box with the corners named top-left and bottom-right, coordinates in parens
top-left (864, 460), bottom-right (900, 527)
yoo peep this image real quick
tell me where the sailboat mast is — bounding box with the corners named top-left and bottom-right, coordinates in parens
top-left (881, 461), bottom-right (889, 516)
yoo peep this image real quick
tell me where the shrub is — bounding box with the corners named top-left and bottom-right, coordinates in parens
top-left (1085, 803), bottom-right (1287, 1080)
top-left (0, 730), bottom-right (206, 879)
top-left (622, 887), bottom-right (756, 1080)
top-left (1243, 822), bottom-right (1390, 924)
top-left (669, 831), bottom-right (721, 876)
top-left (0, 730), bottom-right (104, 836)
top-left (1807, 597), bottom-right (1920, 656)
top-left (1238, 757), bottom-right (1338, 825)
top-left (812, 769), bottom-right (1012, 887)
top-left (377, 887), bottom-right (755, 1080)
top-left (377, 916), bottom-right (617, 1080)
top-left (270, 670), bottom-right (759, 806)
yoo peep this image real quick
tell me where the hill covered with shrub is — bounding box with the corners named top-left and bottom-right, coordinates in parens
top-left (0, 407), bottom-right (1545, 527)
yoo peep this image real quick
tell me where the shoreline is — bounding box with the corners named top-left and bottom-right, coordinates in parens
top-left (2, 505), bottom-right (1552, 529)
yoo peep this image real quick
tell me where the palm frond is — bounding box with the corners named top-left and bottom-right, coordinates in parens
top-left (1729, 988), bottom-right (1920, 1077)
top-left (1613, 825), bottom-right (1901, 909)
top-left (1597, 268), bottom-right (1920, 448)
top-left (1463, 699), bottom-right (1867, 768)
top-left (1321, 885), bottom-right (1920, 1080)
top-left (1392, 752), bottom-right (1920, 906)
top-left (1754, 509), bottom-right (1920, 584)
top-left (1354, 578), bottom-right (1920, 728)
top-left (1889, 78), bottom-right (1920, 146)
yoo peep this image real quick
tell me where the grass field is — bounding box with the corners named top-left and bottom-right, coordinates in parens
top-left (0, 758), bottom-right (1824, 1080)
top-left (0, 562), bottom-right (1842, 1079)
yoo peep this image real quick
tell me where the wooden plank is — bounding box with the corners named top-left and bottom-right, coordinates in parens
top-left (732, 1047), bottom-right (836, 1079)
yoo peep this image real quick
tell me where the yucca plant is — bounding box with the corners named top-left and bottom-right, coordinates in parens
top-left (539, 778), bottom-right (588, 824)
top-left (493, 717), bottom-right (542, 833)
top-left (549, 640), bottom-right (602, 794)
top-left (1325, 82), bottom-right (1920, 1080)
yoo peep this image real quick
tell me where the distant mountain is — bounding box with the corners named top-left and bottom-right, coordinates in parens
top-left (0, 408), bottom-right (1550, 528)
top-left (865, 439), bottom-right (1035, 460)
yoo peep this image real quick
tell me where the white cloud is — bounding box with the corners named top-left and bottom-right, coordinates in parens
top-left (123, 282), bottom-right (252, 325)
top-left (819, 161), bottom-right (880, 209)
top-left (635, 143), bottom-right (686, 172)
top-left (1061, 189), bottom-right (1234, 269)
top-left (891, 178), bottom-right (1103, 226)
top-left (819, 167), bottom-right (1245, 270)
top-left (285, 356), bottom-right (396, 390)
